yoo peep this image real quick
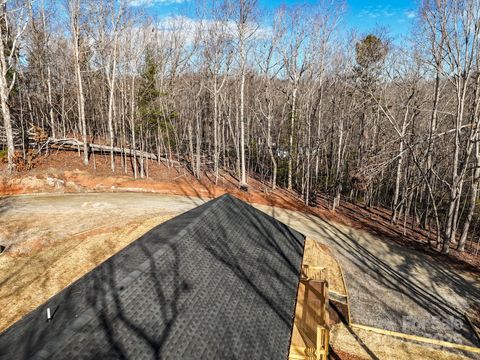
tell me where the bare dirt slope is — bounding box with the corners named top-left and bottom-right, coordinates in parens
top-left (0, 151), bottom-right (311, 216)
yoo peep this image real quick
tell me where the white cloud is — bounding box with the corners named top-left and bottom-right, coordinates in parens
top-left (360, 5), bottom-right (416, 20)
top-left (359, 5), bottom-right (396, 19)
top-left (156, 15), bottom-right (271, 44)
top-left (128, 0), bottom-right (189, 7)
top-left (404, 10), bottom-right (416, 19)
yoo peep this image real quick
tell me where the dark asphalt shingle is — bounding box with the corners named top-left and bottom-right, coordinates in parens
top-left (0, 194), bottom-right (305, 360)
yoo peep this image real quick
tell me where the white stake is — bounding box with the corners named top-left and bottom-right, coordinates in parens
top-left (47, 307), bottom-right (51, 321)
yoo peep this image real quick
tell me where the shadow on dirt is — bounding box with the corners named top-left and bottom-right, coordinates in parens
top-left (271, 209), bottom-right (480, 350)
top-left (0, 196), bottom-right (12, 217)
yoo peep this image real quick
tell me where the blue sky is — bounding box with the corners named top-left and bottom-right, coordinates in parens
top-left (128, 0), bottom-right (418, 40)
top-left (345, 0), bottom-right (418, 39)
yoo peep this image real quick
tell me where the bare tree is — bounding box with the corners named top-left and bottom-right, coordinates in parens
top-left (0, 0), bottom-right (29, 171)
top-left (278, 5), bottom-right (310, 190)
top-left (68, 0), bottom-right (89, 165)
top-left (438, 0), bottom-right (480, 253)
top-left (229, 0), bottom-right (258, 189)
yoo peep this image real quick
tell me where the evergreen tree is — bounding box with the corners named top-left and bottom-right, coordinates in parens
top-left (138, 48), bottom-right (161, 126)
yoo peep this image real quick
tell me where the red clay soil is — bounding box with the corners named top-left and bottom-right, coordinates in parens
top-left (1, 151), bottom-right (337, 222)
top-left (1, 150), bottom-right (479, 272)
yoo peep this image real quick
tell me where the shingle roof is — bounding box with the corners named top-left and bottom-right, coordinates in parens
top-left (0, 194), bottom-right (305, 360)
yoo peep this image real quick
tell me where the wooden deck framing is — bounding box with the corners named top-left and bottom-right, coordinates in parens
top-left (289, 239), bottom-right (331, 360)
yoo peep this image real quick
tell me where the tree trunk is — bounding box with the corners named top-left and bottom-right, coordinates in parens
top-left (239, 62), bottom-right (247, 188)
top-left (107, 42), bottom-right (117, 173)
top-left (70, 1), bottom-right (89, 165)
top-left (458, 154), bottom-right (480, 251)
top-left (392, 108), bottom-right (409, 223)
top-left (288, 86), bottom-right (298, 190)
top-left (130, 76), bottom-right (137, 179)
top-left (213, 78), bottom-right (219, 184)
top-left (267, 114), bottom-right (277, 189)
top-left (46, 66), bottom-right (56, 139)
top-left (0, 9), bottom-right (15, 171)
top-left (0, 66), bottom-right (14, 171)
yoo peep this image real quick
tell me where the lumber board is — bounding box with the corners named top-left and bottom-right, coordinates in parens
top-left (351, 323), bottom-right (480, 354)
top-left (337, 261), bottom-right (351, 324)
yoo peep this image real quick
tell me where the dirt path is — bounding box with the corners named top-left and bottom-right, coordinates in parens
top-left (1, 193), bottom-right (479, 355)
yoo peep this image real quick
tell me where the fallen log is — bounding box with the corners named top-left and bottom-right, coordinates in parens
top-left (42, 138), bottom-right (180, 165)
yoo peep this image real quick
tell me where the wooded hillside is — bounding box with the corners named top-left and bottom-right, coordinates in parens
top-left (1, 0), bottom-right (480, 256)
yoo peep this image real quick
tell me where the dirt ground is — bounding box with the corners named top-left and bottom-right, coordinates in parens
top-left (334, 198), bottom-right (480, 272)
top-left (2, 150), bottom-right (479, 270)
top-left (0, 194), bottom-right (200, 332)
top-left (0, 193), bottom-right (203, 253)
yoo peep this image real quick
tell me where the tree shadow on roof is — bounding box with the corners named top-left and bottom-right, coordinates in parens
top-left (1, 194), bottom-right (306, 359)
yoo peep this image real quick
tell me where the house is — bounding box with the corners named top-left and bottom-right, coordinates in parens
top-left (0, 194), bottom-right (313, 359)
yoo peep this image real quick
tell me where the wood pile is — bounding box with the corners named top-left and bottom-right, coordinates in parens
top-left (29, 125), bottom-right (48, 143)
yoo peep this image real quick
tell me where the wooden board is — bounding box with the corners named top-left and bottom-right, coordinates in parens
top-left (351, 323), bottom-right (480, 355)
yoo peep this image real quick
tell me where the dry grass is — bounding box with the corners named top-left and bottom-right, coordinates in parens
top-left (330, 323), bottom-right (472, 360)
top-left (0, 214), bottom-right (174, 333)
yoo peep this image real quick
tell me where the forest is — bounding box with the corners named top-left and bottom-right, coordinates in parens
top-left (0, 0), bottom-right (479, 256)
